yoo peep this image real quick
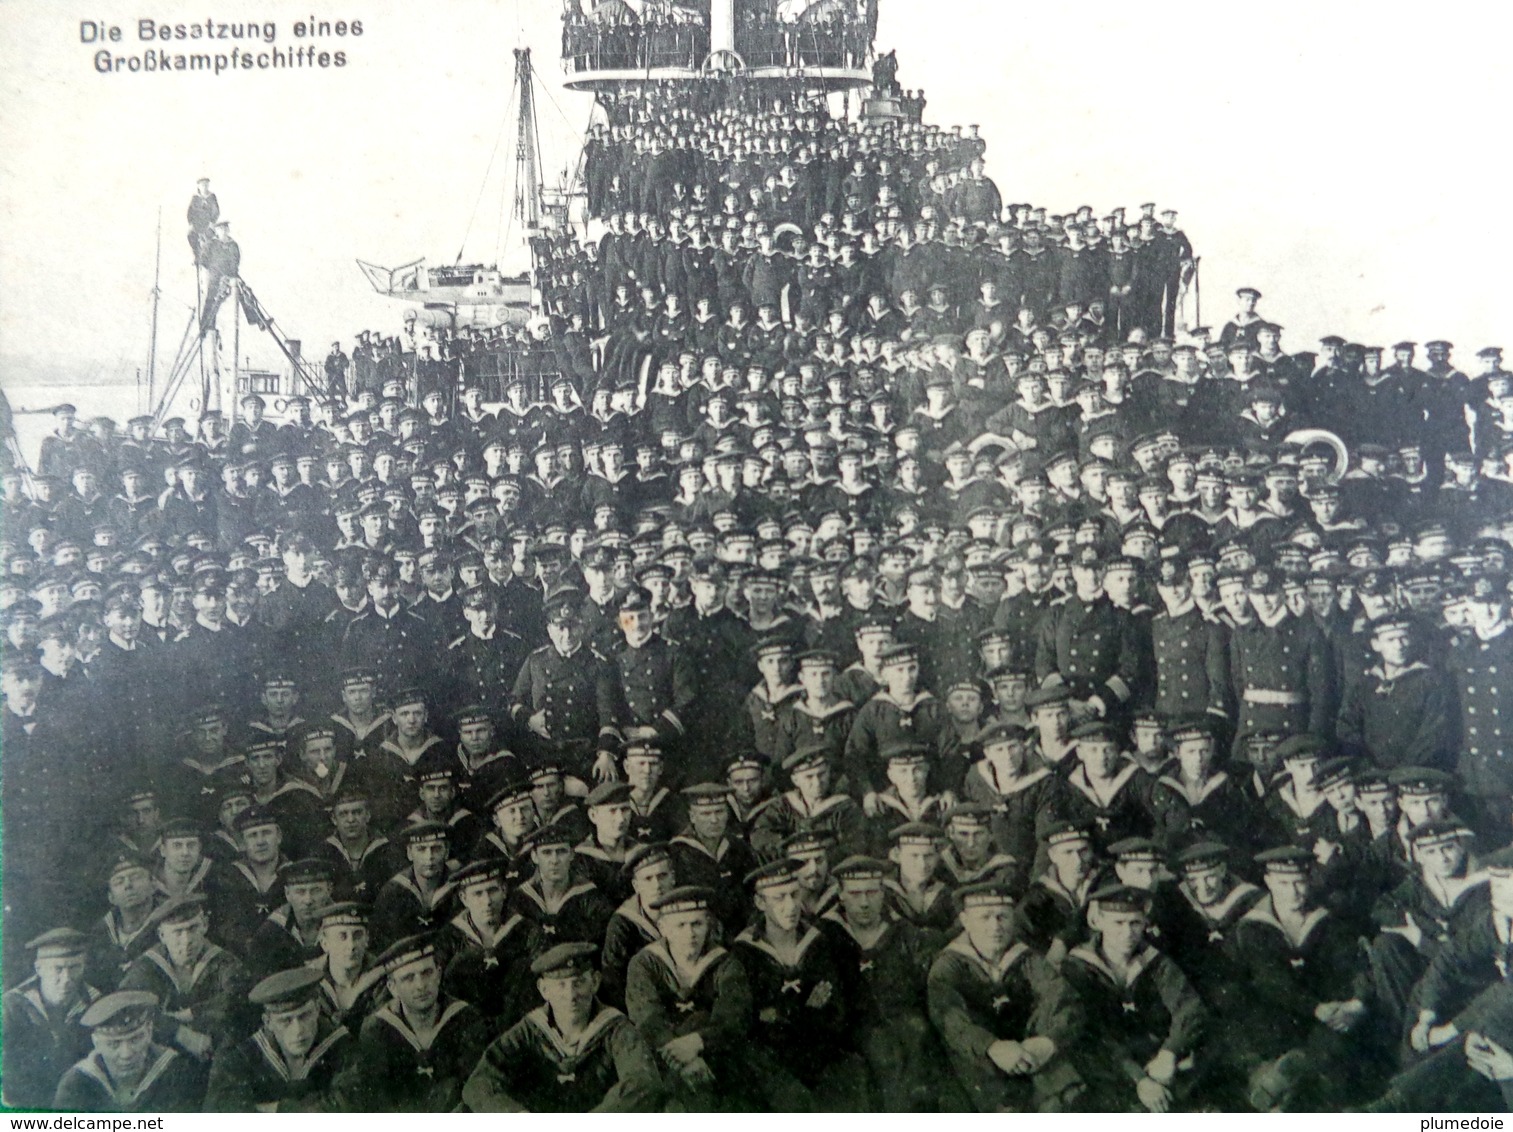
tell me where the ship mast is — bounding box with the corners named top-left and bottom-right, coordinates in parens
top-left (146, 207), bottom-right (162, 414)
top-left (513, 48), bottom-right (544, 234)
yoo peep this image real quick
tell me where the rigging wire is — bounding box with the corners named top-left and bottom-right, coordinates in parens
top-left (456, 70), bottom-right (520, 265)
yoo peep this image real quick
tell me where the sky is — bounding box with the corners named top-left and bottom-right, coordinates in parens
top-left (1, 0), bottom-right (1511, 402)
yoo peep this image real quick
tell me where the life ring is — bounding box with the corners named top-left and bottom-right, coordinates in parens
top-left (1285, 428), bottom-right (1349, 484)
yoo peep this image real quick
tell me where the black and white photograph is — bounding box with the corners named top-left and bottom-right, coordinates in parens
top-left (3, 0), bottom-right (1513, 1115)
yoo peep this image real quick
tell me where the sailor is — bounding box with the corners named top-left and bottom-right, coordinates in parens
top-left (307, 901), bottom-right (385, 1031)
top-left (212, 806), bottom-right (291, 948)
top-left (506, 822), bottom-right (616, 949)
top-left (202, 966), bottom-right (352, 1112)
top-left (1149, 715), bottom-right (1260, 852)
top-left (462, 940), bottom-right (664, 1112)
top-left (119, 894), bottom-right (251, 1067)
top-left (343, 934), bottom-right (490, 1111)
top-left (317, 786), bottom-right (403, 901)
top-left (598, 841), bottom-right (676, 1010)
top-left (732, 859), bottom-right (869, 1110)
top-left (87, 851), bottom-right (162, 991)
top-left (2, 928), bottom-right (102, 1109)
top-left (246, 858), bottom-right (337, 977)
top-left (469, 779), bottom-right (539, 887)
top-left (52, 991), bottom-right (204, 1112)
top-left (1060, 882), bottom-right (1207, 1111)
top-left (926, 880), bottom-right (1083, 1111)
top-left (751, 740), bottom-right (866, 861)
top-left (371, 821), bottom-right (459, 948)
top-left (1229, 845), bottom-right (1381, 1110)
top-left (1015, 821), bottom-right (1099, 961)
top-left (1365, 818), bottom-right (1487, 1039)
top-left (667, 781), bottom-right (759, 932)
top-left (625, 883), bottom-right (808, 1110)
top-left (509, 595), bottom-right (618, 784)
top-left (939, 801), bottom-right (1021, 889)
top-left (1051, 720), bottom-right (1157, 850)
top-left (439, 859), bottom-right (538, 1027)
top-left (574, 780), bottom-right (640, 903)
top-left (820, 854), bottom-right (940, 1109)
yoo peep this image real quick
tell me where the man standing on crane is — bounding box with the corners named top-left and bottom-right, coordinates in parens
top-left (187, 177), bottom-right (219, 264)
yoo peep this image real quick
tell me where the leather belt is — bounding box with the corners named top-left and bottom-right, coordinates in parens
top-left (1243, 689), bottom-right (1305, 706)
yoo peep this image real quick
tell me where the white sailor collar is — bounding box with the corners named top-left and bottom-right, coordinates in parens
top-left (374, 999), bottom-right (471, 1052)
top-left (791, 697), bottom-right (855, 721)
top-left (975, 760), bottom-right (1051, 797)
top-left (943, 932), bottom-right (1030, 984)
top-left (733, 923), bottom-right (824, 968)
top-left (515, 879), bottom-right (599, 915)
top-left (782, 790), bottom-right (852, 820)
top-left (1157, 771), bottom-right (1230, 808)
top-left (1241, 897), bottom-right (1329, 949)
top-left (870, 689), bottom-right (935, 713)
top-left (253, 1022), bottom-right (348, 1081)
top-left (524, 1003), bottom-right (624, 1061)
top-left (74, 1046), bottom-right (179, 1107)
top-left (1068, 760), bottom-right (1141, 808)
top-left (448, 910), bottom-right (526, 951)
top-left (1180, 879), bottom-right (1260, 925)
top-left (1066, 943), bottom-right (1159, 987)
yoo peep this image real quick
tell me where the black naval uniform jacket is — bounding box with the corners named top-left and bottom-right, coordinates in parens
top-left (844, 690), bottom-right (961, 797)
top-left (1336, 659), bottom-right (1457, 772)
top-left (1412, 907), bottom-right (1513, 1026)
top-left (344, 997), bottom-right (489, 1112)
top-left (202, 1017), bottom-right (352, 1112)
top-left (883, 876), bottom-right (959, 943)
top-left (750, 790), bottom-right (867, 862)
top-left (445, 628), bottom-right (527, 715)
top-left (573, 840), bottom-right (635, 906)
top-left (819, 912), bottom-right (934, 1027)
top-left (1149, 769), bottom-right (1262, 854)
top-left (370, 869), bottom-right (459, 949)
top-left (120, 941), bottom-right (252, 1053)
top-left (1228, 609), bottom-right (1335, 743)
top-left (1034, 593), bottom-right (1145, 709)
top-left (667, 832), bottom-right (758, 933)
top-left (246, 905), bottom-right (324, 978)
top-left (461, 1003), bottom-right (664, 1113)
top-left (467, 831), bottom-right (532, 887)
top-left (86, 907), bottom-right (161, 991)
top-left (439, 910), bottom-right (538, 1027)
top-left (1150, 602), bottom-right (1231, 719)
top-left (1016, 870), bottom-right (1096, 956)
top-left (318, 833), bottom-right (404, 903)
top-left (1449, 626), bottom-right (1513, 804)
top-left (731, 922), bottom-right (854, 1082)
top-left (510, 642), bottom-right (618, 753)
top-left (340, 604), bottom-right (434, 697)
top-left (606, 634), bottom-right (699, 750)
top-left (626, 786), bottom-right (681, 844)
top-left (505, 877), bottom-right (616, 953)
top-left (1227, 898), bottom-right (1370, 1059)
top-left (1, 979), bottom-right (101, 1108)
top-left (1049, 760), bottom-right (1157, 851)
top-left (625, 940), bottom-right (753, 1073)
top-left (960, 762), bottom-right (1064, 888)
top-left (926, 933), bottom-right (1083, 1110)
top-left (599, 897), bottom-right (662, 1011)
top-left (1372, 873), bottom-right (1490, 964)
top-left (1060, 944), bottom-right (1206, 1103)
top-left (52, 1043), bottom-right (203, 1113)
top-left (1162, 879), bottom-right (1264, 1010)
top-left (309, 955), bottom-right (388, 1033)
top-left (773, 697), bottom-right (857, 765)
